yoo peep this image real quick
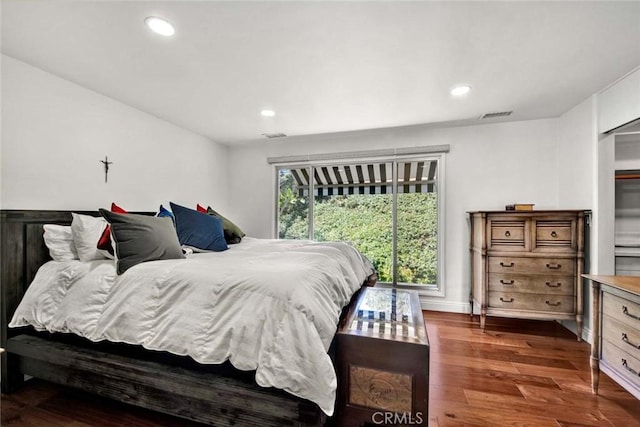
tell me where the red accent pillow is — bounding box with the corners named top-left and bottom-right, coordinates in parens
top-left (196, 204), bottom-right (207, 213)
top-left (97, 203), bottom-right (127, 253)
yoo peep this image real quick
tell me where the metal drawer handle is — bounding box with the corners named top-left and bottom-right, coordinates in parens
top-left (545, 300), bottom-right (561, 307)
top-left (500, 279), bottom-right (514, 285)
top-left (622, 359), bottom-right (640, 377)
top-left (621, 333), bottom-right (640, 350)
top-left (545, 282), bottom-right (562, 288)
top-left (505, 230), bottom-right (511, 237)
top-left (500, 262), bottom-right (514, 268)
top-left (546, 263), bottom-right (561, 269)
top-left (500, 297), bottom-right (514, 303)
top-left (551, 231), bottom-right (558, 238)
top-left (623, 306), bottom-right (640, 321)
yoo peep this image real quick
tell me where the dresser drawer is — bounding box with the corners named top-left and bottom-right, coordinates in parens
top-left (488, 274), bottom-right (574, 295)
top-left (470, 210), bottom-right (585, 340)
top-left (603, 292), bottom-right (640, 332)
top-left (601, 339), bottom-right (640, 389)
top-left (489, 292), bottom-right (574, 313)
top-left (488, 257), bottom-right (575, 275)
top-left (603, 314), bottom-right (640, 361)
top-left (533, 219), bottom-right (575, 251)
top-left (489, 218), bottom-right (526, 250)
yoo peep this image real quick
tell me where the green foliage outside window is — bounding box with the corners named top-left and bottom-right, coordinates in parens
top-left (278, 170), bottom-right (438, 285)
top-left (278, 171), bottom-right (308, 240)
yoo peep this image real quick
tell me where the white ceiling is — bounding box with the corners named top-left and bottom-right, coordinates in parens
top-left (2, 1), bottom-right (639, 145)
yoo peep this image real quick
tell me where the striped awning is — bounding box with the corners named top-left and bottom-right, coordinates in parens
top-left (289, 160), bottom-right (438, 197)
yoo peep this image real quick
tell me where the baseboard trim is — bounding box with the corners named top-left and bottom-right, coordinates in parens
top-left (422, 298), bottom-right (593, 343)
top-left (419, 296), bottom-right (470, 313)
top-left (558, 320), bottom-right (593, 344)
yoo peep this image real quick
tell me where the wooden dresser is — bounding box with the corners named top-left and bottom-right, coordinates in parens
top-left (469, 210), bottom-right (586, 340)
top-left (336, 287), bottom-right (429, 427)
top-left (584, 275), bottom-right (640, 400)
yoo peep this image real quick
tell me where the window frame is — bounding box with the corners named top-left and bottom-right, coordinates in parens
top-left (273, 153), bottom-right (446, 297)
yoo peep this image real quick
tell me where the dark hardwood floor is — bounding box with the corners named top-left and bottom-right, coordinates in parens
top-left (2, 312), bottom-right (639, 426)
top-left (425, 312), bottom-right (640, 426)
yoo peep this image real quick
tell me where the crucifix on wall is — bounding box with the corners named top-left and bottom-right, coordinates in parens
top-left (100, 156), bottom-right (113, 183)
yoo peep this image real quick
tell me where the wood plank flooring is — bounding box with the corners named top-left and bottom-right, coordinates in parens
top-left (426, 312), bottom-right (640, 426)
top-left (1, 311), bottom-right (639, 426)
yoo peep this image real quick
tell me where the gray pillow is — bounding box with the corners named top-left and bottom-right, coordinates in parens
top-left (99, 209), bottom-right (185, 275)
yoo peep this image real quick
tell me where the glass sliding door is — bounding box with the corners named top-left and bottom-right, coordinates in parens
top-left (395, 160), bottom-right (439, 286)
top-left (276, 156), bottom-right (441, 289)
top-left (312, 163), bottom-right (393, 282)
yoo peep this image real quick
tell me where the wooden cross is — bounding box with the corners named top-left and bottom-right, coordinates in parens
top-left (100, 156), bottom-right (113, 183)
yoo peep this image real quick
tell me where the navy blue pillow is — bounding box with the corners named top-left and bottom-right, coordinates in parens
top-left (156, 204), bottom-right (175, 223)
top-left (170, 202), bottom-right (228, 252)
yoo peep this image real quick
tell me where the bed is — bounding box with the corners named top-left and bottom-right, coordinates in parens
top-left (0, 209), bottom-right (376, 426)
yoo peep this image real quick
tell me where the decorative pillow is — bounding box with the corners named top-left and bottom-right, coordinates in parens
top-left (43, 224), bottom-right (78, 261)
top-left (156, 204), bottom-right (175, 223)
top-left (196, 204), bottom-right (207, 213)
top-left (71, 213), bottom-right (109, 262)
top-left (207, 207), bottom-right (246, 244)
top-left (97, 202), bottom-right (127, 254)
top-left (170, 202), bottom-right (228, 252)
top-left (99, 209), bottom-right (185, 275)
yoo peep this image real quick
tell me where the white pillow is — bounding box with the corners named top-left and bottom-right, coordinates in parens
top-left (71, 213), bottom-right (109, 262)
top-left (43, 224), bottom-right (78, 261)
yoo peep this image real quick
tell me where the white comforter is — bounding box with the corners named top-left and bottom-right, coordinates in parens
top-left (10, 237), bottom-right (375, 415)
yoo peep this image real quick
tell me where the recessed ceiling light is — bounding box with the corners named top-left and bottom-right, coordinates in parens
top-left (450, 85), bottom-right (472, 96)
top-left (261, 109), bottom-right (276, 117)
top-left (145, 16), bottom-right (175, 37)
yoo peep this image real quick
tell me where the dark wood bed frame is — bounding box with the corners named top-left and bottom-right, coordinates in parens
top-left (0, 210), bottom-right (375, 426)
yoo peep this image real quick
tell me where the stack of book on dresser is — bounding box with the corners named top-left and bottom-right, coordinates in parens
top-left (505, 203), bottom-right (535, 211)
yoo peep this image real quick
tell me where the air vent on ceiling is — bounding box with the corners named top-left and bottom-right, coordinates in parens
top-left (480, 111), bottom-right (513, 119)
top-left (262, 132), bottom-right (287, 139)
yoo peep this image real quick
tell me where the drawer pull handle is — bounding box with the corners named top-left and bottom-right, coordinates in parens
top-left (500, 262), bottom-right (514, 268)
top-left (545, 282), bottom-right (562, 288)
top-left (550, 231), bottom-right (558, 238)
top-left (622, 359), bottom-right (640, 377)
top-left (546, 263), bottom-right (561, 269)
top-left (500, 279), bottom-right (514, 285)
top-left (622, 306), bottom-right (640, 321)
top-left (505, 231), bottom-right (511, 237)
top-left (500, 297), bottom-right (514, 303)
top-left (545, 300), bottom-right (561, 307)
top-left (621, 333), bottom-right (640, 350)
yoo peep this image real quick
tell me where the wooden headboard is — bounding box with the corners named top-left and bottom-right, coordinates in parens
top-left (1, 210), bottom-right (75, 390)
top-left (0, 209), bottom-right (153, 391)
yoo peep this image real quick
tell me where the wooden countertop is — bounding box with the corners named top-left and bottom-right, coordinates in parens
top-left (582, 274), bottom-right (640, 296)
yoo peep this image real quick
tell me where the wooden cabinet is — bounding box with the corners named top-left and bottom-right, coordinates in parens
top-left (336, 287), bottom-right (429, 427)
top-left (584, 275), bottom-right (640, 400)
top-left (469, 210), bottom-right (586, 341)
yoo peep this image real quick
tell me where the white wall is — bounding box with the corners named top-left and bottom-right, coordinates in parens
top-left (556, 96), bottom-right (597, 341)
top-left (557, 97), bottom-right (596, 209)
top-left (0, 53), bottom-right (3, 211)
top-left (229, 119), bottom-right (560, 312)
top-left (598, 67), bottom-right (640, 134)
top-left (554, 85), bottom-right (640, 342)
top-left (1, 55), bottom-right (229, 212)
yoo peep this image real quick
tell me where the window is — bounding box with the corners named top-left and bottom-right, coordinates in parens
top-left (276, 154), bottom-right (444, 292)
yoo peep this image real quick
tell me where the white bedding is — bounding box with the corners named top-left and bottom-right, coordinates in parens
top-left (10, 237), bottom-right (375, 416)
